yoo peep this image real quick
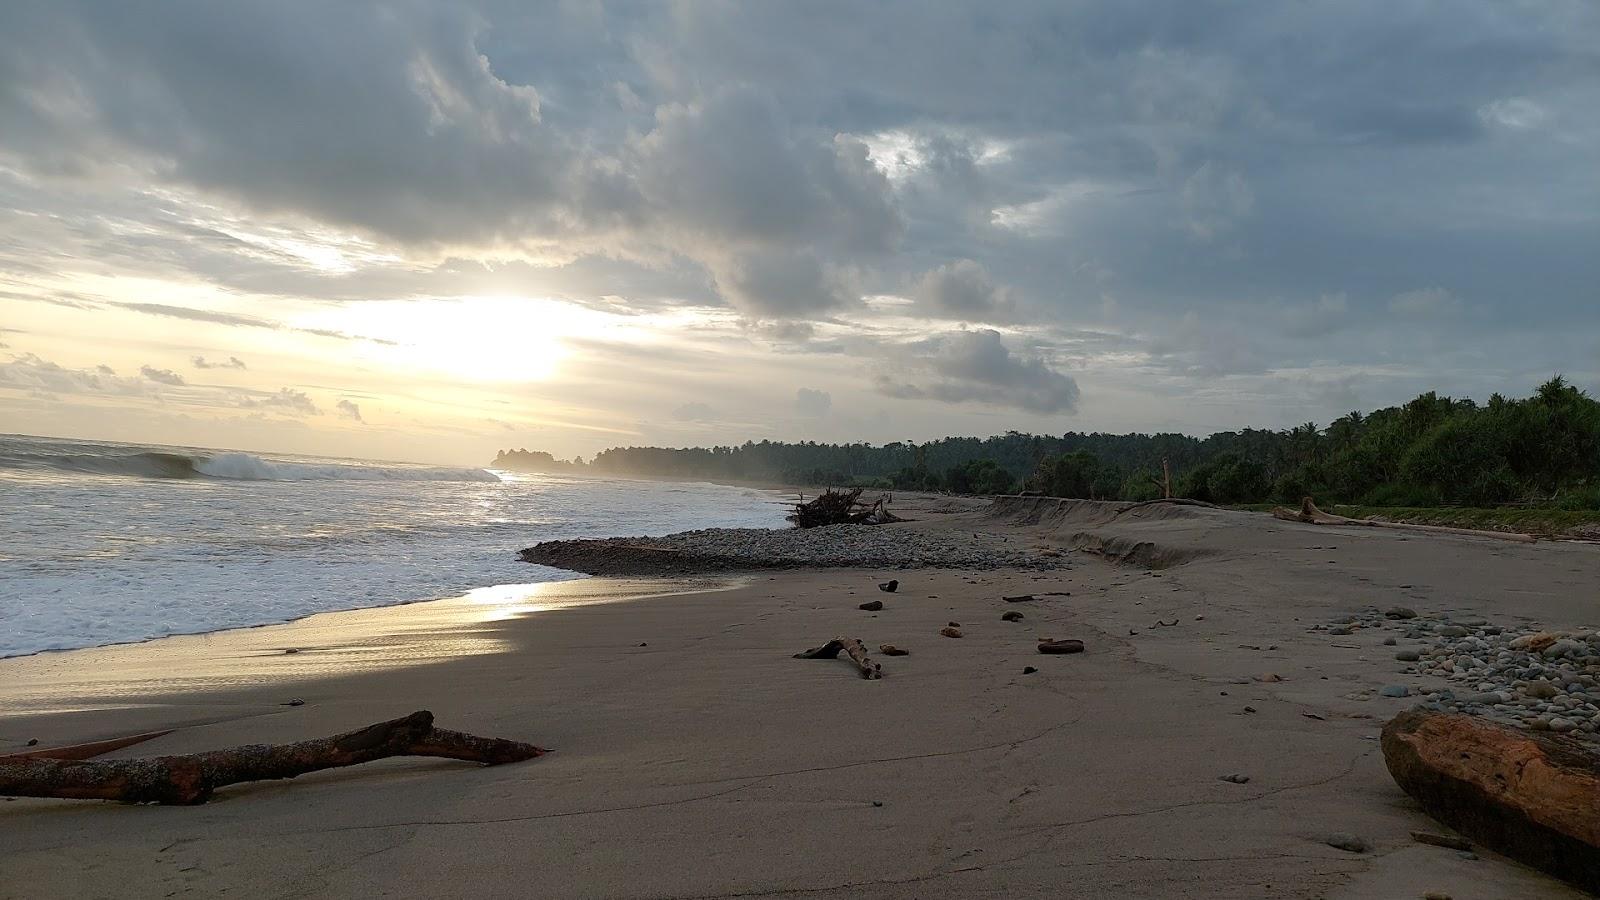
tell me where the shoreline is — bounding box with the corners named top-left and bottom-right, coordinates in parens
top-left (4, 497), bottom-right (1598, 898)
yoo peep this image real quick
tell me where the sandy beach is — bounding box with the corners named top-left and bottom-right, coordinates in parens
top-left (3, 496), bottom-right (1597, 899)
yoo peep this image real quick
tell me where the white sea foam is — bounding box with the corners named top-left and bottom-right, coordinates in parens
top-left (0, 435), bottom-right (790, 657)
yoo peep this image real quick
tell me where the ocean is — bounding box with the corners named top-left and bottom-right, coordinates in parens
top-left (0, 434), bottom-right (790, 657)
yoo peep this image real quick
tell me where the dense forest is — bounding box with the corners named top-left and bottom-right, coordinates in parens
top-left (494, 378), bottom-right (1600, 509)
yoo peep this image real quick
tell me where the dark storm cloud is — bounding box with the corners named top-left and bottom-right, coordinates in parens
top-left (0, 0), bottom-right (1596, 420)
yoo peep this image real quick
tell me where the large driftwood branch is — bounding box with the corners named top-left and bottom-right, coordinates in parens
top-left (1382, 708), bottom-right (1599, 892)
top-left (794, 637), bottom-right (882, 679)
top-left (0, 711), bottom-right (544, 805)
top-left (1272, 497), bottom-right (1537, 543)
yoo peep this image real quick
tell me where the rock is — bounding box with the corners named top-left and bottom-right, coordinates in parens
top-left (283, 648), bottom-right (300, 654)
top-left (1550, 717), bottom-right (1577, 733)
top-left (858, 600), bottom-right (884, 612)
top-left (1329, 627), bottom-right (1353, 636)
top-left (1324, 832), bottom-right (1369, 853)
top-left (1396, 650), bottom-right (1421, 662)
top-left (1439, 626), bottom-right (1469, 638)
top-left (1001, 611), bottom-right (1025, 622)
top-left (1022, 666), bottom-right (1038, 674)
top-left (947, 621), bottom-right (961, 627)
top-left (1380, 684), bottom-right (1411, 698)
top-left (1383, 637), bottom-right (1398, 646)
top-left (1037, 639), bottom-right (1085, 655)
top-left (283, 698), bottom-right (305, 707)
top-left (1524, 681), bottom-right (1559, 700)
top-left (25, 739), bottom-right (38, 747)
top-left (1382, 708), bottom-right (1600, 892)
top-left (1510, 632), bottom-right (1560, 653)
top-left (878, 580), bottom-right (898, 593)
top-left (940, 627), bottom-right (963, 639)
top-left (1422, 892), bottom-right (1452, 900)
top-left (1386, 607), bottom-right (1419, 620)
top-left (1219, 773), bottom-right (1250, 784)
top-left (878, 644), bottom-right (909, 656)
top-left (1256, 673), bottom-right (1284, 683)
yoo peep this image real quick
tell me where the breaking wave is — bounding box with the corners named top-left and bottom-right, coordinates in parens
top-left (18, 450), bottom-right (500, 482)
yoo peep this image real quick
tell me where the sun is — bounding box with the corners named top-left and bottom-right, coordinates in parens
top-left (296, 295), bottom-right (614, 383)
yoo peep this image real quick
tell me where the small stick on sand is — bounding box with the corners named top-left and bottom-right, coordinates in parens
top-left (794, 638), bottom-right (882, 679)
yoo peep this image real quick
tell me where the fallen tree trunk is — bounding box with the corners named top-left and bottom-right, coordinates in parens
top-left (1382, 708), bottom-right (1600, 892)
top-left (794, 637), bottom-right (882, 679)
top-left (0, 711), bottom-right (544, 805)
top-left (1272, 497), bottom-right (1537, 543)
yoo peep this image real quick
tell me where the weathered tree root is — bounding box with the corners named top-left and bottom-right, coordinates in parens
top-left (0, 711), bottom-right (545, 805)
top-left (1273, 497), bottom-right (1537, 543)
top-left (795, 637), bottom-right (882, 679)
top-left (1382, 708), bottom-right (1600, 892)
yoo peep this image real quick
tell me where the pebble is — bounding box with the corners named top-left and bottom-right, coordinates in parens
top-left (1219, 773), bottom-right (1250, 784)
top-left (1380, 684), bottom-right (1411, 698)
top-left (858, 600), bottom-right (884, 611)
top-left (1022, 666), bottom-right (1038, 675)
top-left (1386, 607), bottom-right (1418, 619)
top-left (1324, 832), bottom-right (1369, 853)
top-left (1383, 637), bottom-right (1397, 646)
top-left (1329, 627), bottom-right (1353, 636)
top-left (1422, 892), bottom-right (1451, 900)
top-left (1550, 717), bottom-right (1577, 733)
top-left (1395, 650), bottom-right (1420, 662)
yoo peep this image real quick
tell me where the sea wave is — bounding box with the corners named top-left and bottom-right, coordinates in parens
top-left (19, 450), bottom-right (500, 482)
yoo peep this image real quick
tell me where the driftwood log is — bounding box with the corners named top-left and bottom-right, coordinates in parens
top-left (0, 711), bottom-right (544, 805)
top-left (1273, 497), bottom-right (1537, 543)
top-left (794, 637), bottom-right (882, 679)
top-left (1, 729), bottom-right (174, 761)
top-left (1382, 708), bottom-right (1599, 892)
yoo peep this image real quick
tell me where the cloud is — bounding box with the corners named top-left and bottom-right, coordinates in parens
top-left (335, 398), bottom-right (363, 421)
top-left (0, 353), bottom-right (149, 397)
top-left (238, 387), bottom-right (319, 416)
top-left (912, 259), bottom-right (1016, 322)
top-left (875, 328), bottom-right (1080, 413)
top-left (795, 387), bottom-right (832, 417)
top-left (95, 364), bottom-right (115, 375)
top-left (110, 302), bottom-right (394, 345)
top-left (139, 365), bottom-right (186, 385)
top-left (671, 401), bottom-right (717, 422)
top-left (1390, 287), bottom-right (1462, 317)
top-left (191, 355), bottom-right (247, 369)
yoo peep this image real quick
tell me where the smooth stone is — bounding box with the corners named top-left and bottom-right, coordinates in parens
top-left (1550, 717), bottom-right (1577, 733)
top-left (1396, 650), bottom-right (1421, 662)
top-left (1219, 773), bottom-right (1250, 784)
top-left (1386, 607), bottom-right (1418, 620)
top-left (1324, 832), bottom-right (1369, 853)
top-left (1440, 626), bottom-right (1469, 638)
top-left (1380, 684), bottom-right (1411, 698)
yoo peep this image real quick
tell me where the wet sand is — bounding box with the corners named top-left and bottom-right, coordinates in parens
top-left (2, 498), bottom-right (1596, 899)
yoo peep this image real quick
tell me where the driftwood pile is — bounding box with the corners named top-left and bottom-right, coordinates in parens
top-left (788, 489), bottom-right (900, 528)
top-left (1383, 708), bottom-right (1600, 892)
top-left (0, 711), bottom-right (543, 805)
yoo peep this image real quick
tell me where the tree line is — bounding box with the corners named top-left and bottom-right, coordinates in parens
top-left (494, 378), bottom-right (1600, 508)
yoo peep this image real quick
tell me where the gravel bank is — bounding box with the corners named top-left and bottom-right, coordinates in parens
top-left (1313, 608), bottom-right (1600, 741)
top-left (520, 524), bottom-right (1068, 576)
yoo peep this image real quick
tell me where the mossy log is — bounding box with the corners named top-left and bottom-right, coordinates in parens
top-left (0, 711), bottom-right (544, 805)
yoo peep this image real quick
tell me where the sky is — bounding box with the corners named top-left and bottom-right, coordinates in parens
top-left (1, 1), bottom-right (1596, 466)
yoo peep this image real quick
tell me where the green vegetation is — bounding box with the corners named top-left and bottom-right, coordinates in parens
top-left (495, 379), bottom-right (1600, 511)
